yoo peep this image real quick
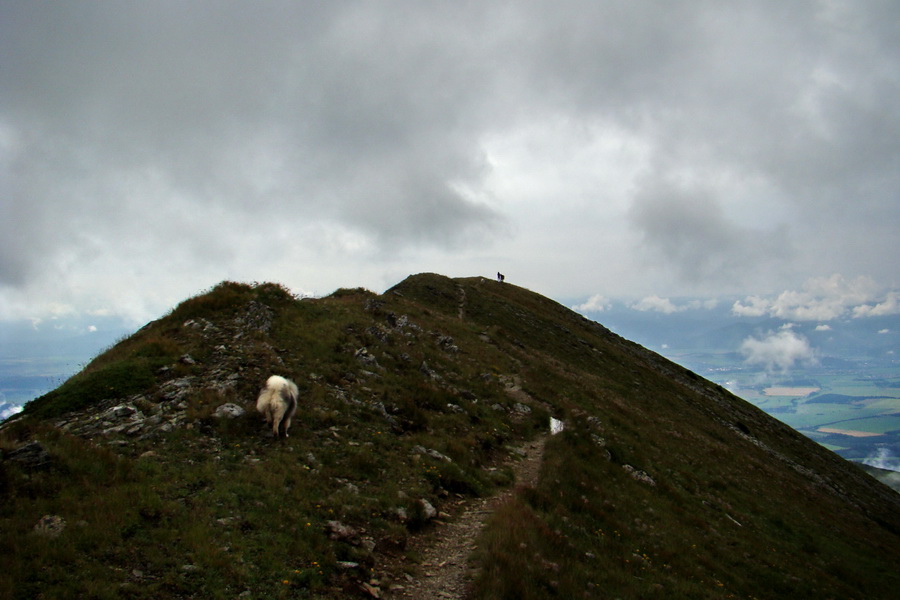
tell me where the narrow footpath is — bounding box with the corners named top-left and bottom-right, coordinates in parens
top-left (381, 436), bottom-right (547, 599)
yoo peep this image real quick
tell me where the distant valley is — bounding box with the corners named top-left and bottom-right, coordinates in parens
top-left (587, 301), bottom-right (900, 472)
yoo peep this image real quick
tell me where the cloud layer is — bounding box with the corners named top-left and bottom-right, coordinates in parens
top-left (2, 2), bottom-right (899, 324)
top-left (732, 275), bottom-right (899, 321)
top-left (740, 328), bottom-right (817, 372)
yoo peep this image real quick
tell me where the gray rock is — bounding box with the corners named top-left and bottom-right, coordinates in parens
top-left (512, 402), bottom-right (532, 415)
top-left (213, 403), bottom-right (246, 419)
top-left (623, 464), bottom-right (656, 486)
top-left (109, 405), bottom-right (137, 419)
top-left (6, 441), bottom-right (52, 471)
top-left (33, 514), bottom-right (66, 538)
top-left (436, 336), bottom-right (458, 353)
top-left (326, 520), bottom-right (359, 543)
top-left (418, 498), bottom-right (437, 520)
top-left (419, 361), bottom-right (441, 380)
top-left (412, 445), bottom-right (452, 463)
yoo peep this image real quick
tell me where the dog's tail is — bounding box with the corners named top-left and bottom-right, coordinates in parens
top-left (279, 385), bottom-right (297, 416)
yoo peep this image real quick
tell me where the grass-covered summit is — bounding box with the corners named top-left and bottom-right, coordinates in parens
top-left (2, 273), bottom-right (898, 599)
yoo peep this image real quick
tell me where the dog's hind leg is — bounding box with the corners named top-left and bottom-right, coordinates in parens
top-left (278, 386), bottom-right (298, 438)
top-left (271, 404), bottom-right (288, 437)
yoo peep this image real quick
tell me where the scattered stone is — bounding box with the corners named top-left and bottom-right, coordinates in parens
top-left (436, 336), bottom-right (458, 353)
top-left (364, 298), bottom-right (385, 313)
top-left (234, 301), bottom-right (274, 333)
top-left (419, 361), bottom-right (441, 380)
top-left (393, 315), bottom-right (420, 332)
top-left (512, 402), bottom-right (532, 415)
top-left (33, 515), bottom-right (66, 538)
top-left (367, 325), bottom-right (391, 342)
top-left (550, 417), bottom-right (565, 434)
top-left (109, 405), bottom-right (138, 419)
top-left (354, 347), bottom-right (380, 368)
top-left (123, 423), bottom-right (144, 436)
top-left (183, 318), bottom-right (217, 332)
top-left (6, 441), bottom-right (52, 471)
top-left (213, 403), bottom-right (246, 419)
top-left (418, 498), bottom-right (437, 520)
top-left (158, 377), bottom-right (196, 401)
top-left (326, 520), bottom-right (359, 543)
top-left (413, 445), bottom-right (453, 463)
top-left (623, 464), bottom-right (657, 486)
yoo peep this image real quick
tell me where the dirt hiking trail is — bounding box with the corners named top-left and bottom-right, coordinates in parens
top-left (380, 435), bottom-right (547, 599)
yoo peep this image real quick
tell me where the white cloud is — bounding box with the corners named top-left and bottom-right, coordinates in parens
top-left (0, 403), bottom-right (23, 421)
top-left (770, 275), bottom-right (875, 320)
top-left (853, 291), bottom-right (900, 318)
top-left (733, 275), bottom-right (895, 321)
top-left (739, 329), bottom-right (817, 372)
top-left (87, 325), bottom-right (97, 333)
top-left (862, 448), bottom-right (900, 473)
top-left (732, 296), bottom-right (770, 317)
top-left (815, 324), bottom-right (832, 331)
top-left (631, 295), bottom-right (682, 314)
top-left (878, 329), bottom-right (890, 334)
top-left (572, 294), bottom-right (611, 313)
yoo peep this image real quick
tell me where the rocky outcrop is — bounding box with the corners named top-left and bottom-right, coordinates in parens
top-left (6, 441), bottom-right (52, 471)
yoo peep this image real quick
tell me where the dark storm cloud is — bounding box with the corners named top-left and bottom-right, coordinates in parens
top-left (1, 1), bottom-right (898, 319)
top-left (0, 1), bottom-right (504, 283)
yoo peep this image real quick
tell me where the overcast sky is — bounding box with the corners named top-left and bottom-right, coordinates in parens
top-left (2, 0), bottom-right (899, 329)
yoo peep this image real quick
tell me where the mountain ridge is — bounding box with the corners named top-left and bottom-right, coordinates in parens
top-left (2, 273), bottom-right (898, 599)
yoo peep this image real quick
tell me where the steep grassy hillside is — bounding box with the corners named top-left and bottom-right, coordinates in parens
top-left (1, 274), bottom-right (898, 599)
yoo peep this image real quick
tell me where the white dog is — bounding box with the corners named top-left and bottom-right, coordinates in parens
top-left (256, 375), bottom-right (299, 438)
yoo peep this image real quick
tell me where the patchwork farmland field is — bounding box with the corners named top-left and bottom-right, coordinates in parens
top-left (660, 351), bottom-right (900, 469)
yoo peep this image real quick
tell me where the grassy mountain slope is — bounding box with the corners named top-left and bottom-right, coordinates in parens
top-left (1, 274), bottom-right (898, 599)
